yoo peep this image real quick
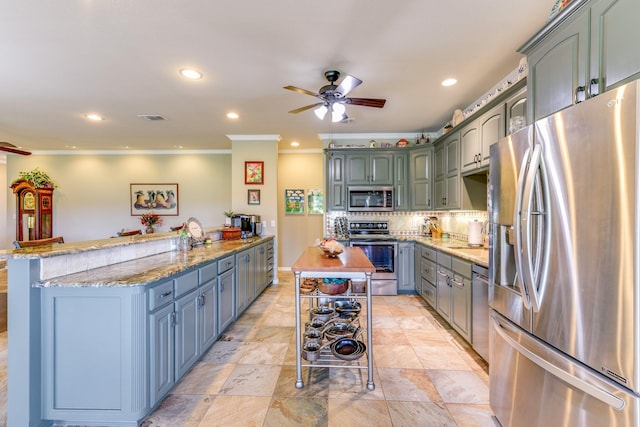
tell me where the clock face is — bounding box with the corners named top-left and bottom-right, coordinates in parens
top-left (23, 192), bottom-right (35, 210)
top-left (186, 218), bottom-right (203, 238)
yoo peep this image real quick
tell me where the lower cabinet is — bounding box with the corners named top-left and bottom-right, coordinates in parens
top-left (450, 258), bottom-right (472, 342)
top-left (235, 247), bottom-right (255, 316)
top-left (150, 302), bottom-right (175, 404)
top-left (436, 253), bottom-right (453, 322)
top-left (217, 254), bottom-right (236, 333)
top-left (397, 241), bottom-right (415, 293)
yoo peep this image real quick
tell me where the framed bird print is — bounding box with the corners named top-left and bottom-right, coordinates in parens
top-left (245, 161), bottom-right (264, 184)
top-left (130, 183), bottom-right (179, 216)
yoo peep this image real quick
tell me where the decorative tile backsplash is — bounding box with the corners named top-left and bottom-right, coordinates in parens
top-left (325, 210), bottom-right (488, 241)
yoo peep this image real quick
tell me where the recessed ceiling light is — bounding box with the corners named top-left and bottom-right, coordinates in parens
top-left (179, 68), bottom-right (202, 79)
top-left (85, 113), bottom-right (104, 121)
top-left (441, 78), bottom-right (458, 87)
top-left (291, 141), bottom-right (300, 147)
top-left (226, 112), bottom-right (239, 119)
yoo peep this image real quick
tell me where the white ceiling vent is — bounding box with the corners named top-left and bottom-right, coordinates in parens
top-left (137, 115), bottom-right (166, 121)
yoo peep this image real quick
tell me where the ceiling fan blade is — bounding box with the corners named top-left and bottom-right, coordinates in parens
top-left (288, 103), bottom-right (323, 114)
top-left (0, 142), bottom-right (31, 155)
top-left (334, 75), bottom-right (362, 98)
top-left (346, 97), bottom-right (386, 108)
top-left (283, 85), bottom-right (319, 97)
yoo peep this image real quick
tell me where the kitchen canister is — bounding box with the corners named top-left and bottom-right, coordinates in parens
top-left (468, 220), bottom-right (484, 246)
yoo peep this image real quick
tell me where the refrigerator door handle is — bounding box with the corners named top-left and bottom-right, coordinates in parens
top-left (520, 144), bottom-right (544, 312)
top-left (491, 315), bottom-right (626, 410)
top-left (513, 147), bottom-right (532, 309)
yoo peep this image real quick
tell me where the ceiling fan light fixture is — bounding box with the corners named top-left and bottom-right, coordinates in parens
top-left (331, 103), bottom-right (346, 122)
top-left (314, 105), bottom-right (328, 120)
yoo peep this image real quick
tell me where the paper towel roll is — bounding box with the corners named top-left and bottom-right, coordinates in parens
top-left (468, 220), bottom-right (483, 246)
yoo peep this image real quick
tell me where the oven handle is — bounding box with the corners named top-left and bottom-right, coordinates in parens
top-left (350, 240), bottom-right (398, 246)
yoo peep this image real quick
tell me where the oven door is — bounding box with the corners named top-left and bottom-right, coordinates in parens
top-left (349, 239), bottom-right (397, 280)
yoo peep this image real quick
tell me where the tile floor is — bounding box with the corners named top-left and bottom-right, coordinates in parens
top-left (0, 272), bottom-right (497, 427)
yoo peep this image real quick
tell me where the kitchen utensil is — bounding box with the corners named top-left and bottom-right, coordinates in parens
top-left (309, 305), bottom-right (335, 322)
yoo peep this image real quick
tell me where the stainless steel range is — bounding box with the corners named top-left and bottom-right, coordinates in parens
top-left (348, 220), bottom-right (397, 295)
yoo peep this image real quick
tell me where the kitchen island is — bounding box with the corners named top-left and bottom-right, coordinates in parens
top-left (3, 232), bottom-right (274, 427)
top-left (291, 246), bottom-right (375, 390)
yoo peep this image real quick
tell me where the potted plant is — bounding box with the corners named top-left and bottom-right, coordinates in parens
top-left (224, 210), bottom-right (234, 226)
top-left (140, 212), bottom-right (162, 234)
top-left (13, 167), bottom-right (57, 189)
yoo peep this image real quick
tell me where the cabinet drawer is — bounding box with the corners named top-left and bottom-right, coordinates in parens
top-left (199, 262), bottom-right (217, 284)
top-left (420, 258), bottom-right (436, 284)
top-left (437, 252), bottom-right (452, 269)
top-left (149, 280), bottom-right (174, 311)
top-left (421, 278), bottom-right (436, 308)
top-left (421, 246), bottom-right (437, 262)
top-left (174, 270), bottom-right (199, 298)
top-left (217, 255), bottom-right (235, 274)
top-left (451, 257), bottom-right (472, 278)
top-left (267, 247), bottom-right (274, 259)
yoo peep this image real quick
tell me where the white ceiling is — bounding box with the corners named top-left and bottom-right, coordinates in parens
top-left (0, 1), bottom-right (552, 152)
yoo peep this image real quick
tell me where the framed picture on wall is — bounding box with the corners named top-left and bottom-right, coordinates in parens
top-left (248, 189), bottom-right (260, 205)
top-left (245, 161), bottom-right (264, 184)
top-left (285, 189), bottom-right (305, 214)
top-left (307, 189), bottom-right (324, 214)
top-left (130, 183), bottom-right (179, 216)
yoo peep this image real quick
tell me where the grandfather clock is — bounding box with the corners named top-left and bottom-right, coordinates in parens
top-left (11, 179), bottom-right (54, 241)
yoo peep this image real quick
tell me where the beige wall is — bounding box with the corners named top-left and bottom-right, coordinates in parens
top-left (4, 153), bottom-right (231, 248)
top-left (277, 151), bottom-right (324, 268)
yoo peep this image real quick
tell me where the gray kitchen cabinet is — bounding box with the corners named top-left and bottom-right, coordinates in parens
top-left (450, 257), bottom-right (472, 342)
top-left (506, 86), bottom-right (528, 129)
top-left (414, 243), bottom-right (423, 294)
top-left (522, 0), bottom-right (640, 123)
top-left (218, 266), bottom-right (235, 333)
top-left (198, 280), bottom-right (217, 352)
top-left (410, 148), bottom-right (433, 210)
top-left (326, 152), bottom-right (347, 211)
top-left (150, 301), bottom-right (174, 406)
top-left (420, 245), bottom-right (437, 308)
top-left (461, 103), bottom-right (505, 174)
top-left (255, 241), bottom-right (269, 295)
top-left (235, 247), bottom-right (255, 316)
top-left (434, 133), bottom-right (460, 210)
top-left (394, 152), bottom-right (410, 210)
top-left (436, 252), bottom-right (452, 321)
top-left (397, 241), bottom-right (414, 293)
top-left (266, 239), bottom-right (274, 285)
top-left (174, 288), bottom-right (200, 379)
top-left (346, 152), bottom-right (393, 185)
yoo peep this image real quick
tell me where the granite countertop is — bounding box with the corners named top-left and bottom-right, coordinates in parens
top-left (35, 236), bottom-right (272, 288)
top-left (412, 236), bottom-right (488, 267)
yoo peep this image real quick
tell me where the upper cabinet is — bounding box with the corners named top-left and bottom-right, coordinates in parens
top-left (434, 132), bottom-right (460, 210)
top-left (346, 152), bottom-right (393, 185)
top-left (409, 148), bottom-right (433, 211)
top-left (461, 103), bottom-right (506, 174)
top-left (522, 0), bottom-right (640, 122)
top-left (394, 152), bottom-right (410, 211)
top-left (326, 152), bottom-right (347, 211)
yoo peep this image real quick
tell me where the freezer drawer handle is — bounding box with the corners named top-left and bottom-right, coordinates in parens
top-left (492, 316), bottom-right (625, 410)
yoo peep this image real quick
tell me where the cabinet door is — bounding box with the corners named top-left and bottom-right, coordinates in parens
top-left (397, 242), bottom-right (414, 292)
top-left (451, 274), bottom-right (471, 342)
top-left (218, 268), bottom-right (235, 332)
top-left (506, 87), bottom-right (527, 130)
top-left (149, 304), bottom-right (174, 405)
top-left (591, 0), bottom-right (640, 93)
top-left (479, 104), bottom-right (505, 167)
top-left (175, 290), bottom-right (200, 379)
top-left (414, 244), bottom-right (423, 293)
top-left (198, 281), bottom-right (217, 352)
top-left (370, 153), bottom-right (393, 185)
top-left (255, 243), bottom-right (268, 295)
top-left (346, 154), bottom-right (370, 185)
top-left (410, 149), bottom-right (432, 210)
top-left (326, 152), bottom-right (346, 210)
top-left (235, 248), bottom-right (254, 316)
top-left (445, 174), bottom-right (460, 209)
top-left (460, 123), bottom-right (480, 173)
top-left (445, 135), bottom-right (459, 178)
top-left (436, 268), bottom-right (451, 321)
top-left (527, 11), bottom-right (589, 121)
top-left (434, 178), bottom-right (445, 210)
top-left (394, 152), bottom-right (409, 210)
top-left (434, 145), bottom-right (445, 181)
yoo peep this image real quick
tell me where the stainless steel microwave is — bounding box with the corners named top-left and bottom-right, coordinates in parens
top-left (347, 186), bottom-right (394, 212)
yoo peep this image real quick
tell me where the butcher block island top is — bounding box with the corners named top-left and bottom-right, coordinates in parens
top-left (291, 246), bottom-right (375, 276)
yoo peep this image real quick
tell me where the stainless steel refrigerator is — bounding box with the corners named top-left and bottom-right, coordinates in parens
top-left (489, 79), bottom-right (640, 426)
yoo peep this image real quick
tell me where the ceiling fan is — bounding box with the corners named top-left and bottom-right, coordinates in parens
top-left (0, 142), bottom-right (31, 155)
top-left (284, 70), bottom-right (386, 122)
